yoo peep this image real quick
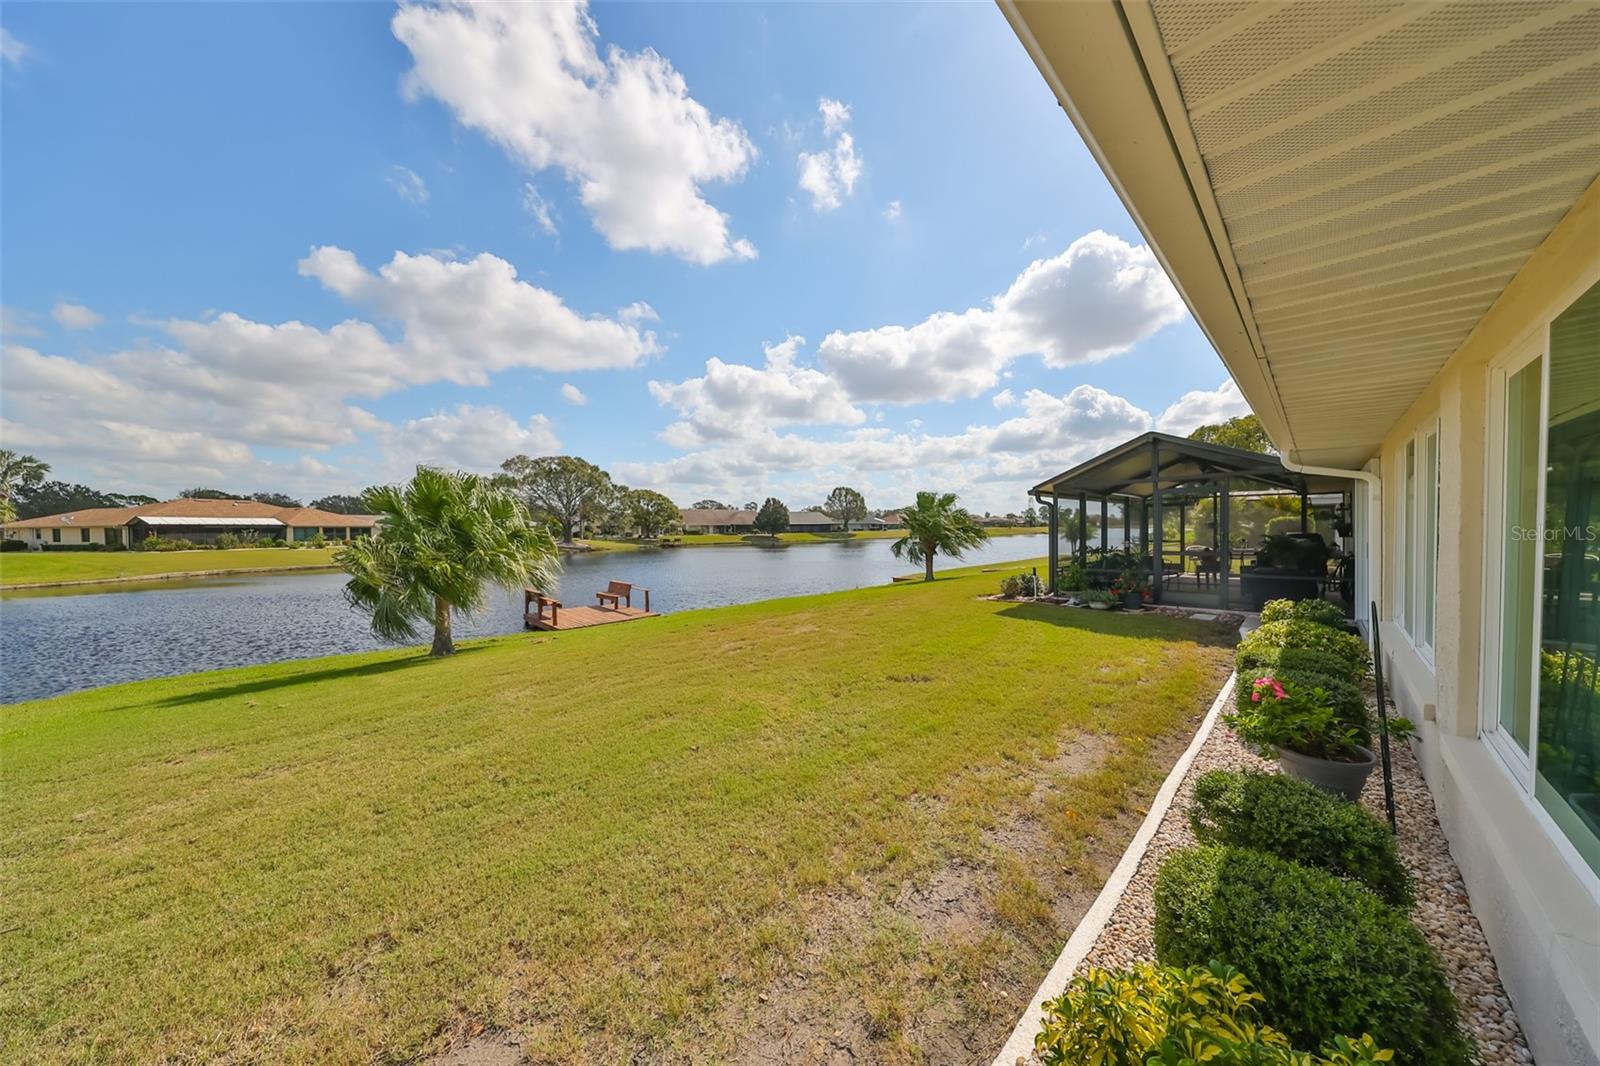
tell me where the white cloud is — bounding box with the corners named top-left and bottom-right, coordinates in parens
top-left (560, 383), bottom-right (588, 405)
top-left (383, 404), bottom-right (559, 475)
top-left (1, 28), bottom-right (29, 69)
top-left (521, 183), bottom-right (558, 235)
top-left (386, 164), bottom-right (430, 205)
top-left (883, 199), bottom-right (902, 222)
top-left (393, 1), bottom-right (757, 265)
top-left (797, 98), bottom-right (863, 213)
top-left (296, 245), bottom-right (659, 380)
top-left (51, 302), bottom-right (103, 330)
top-left (649, 334), bottom-right (864, 446)
top-left (820, 230), bottom-right (1186, 403)
top-left (1156, 378), bottom-right (1251, 435)
top-left (991, 388), bottom-right (1016, 408)
top-left (618, 301), bottom-right (658, 325)
top-left (0, 244), bottom-right (652, 494)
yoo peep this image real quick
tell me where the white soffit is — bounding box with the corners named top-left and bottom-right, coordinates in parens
top-left (135, 516), bottom-right (288, 527)
top-left (1142, 0), bottom-right (1600, 463)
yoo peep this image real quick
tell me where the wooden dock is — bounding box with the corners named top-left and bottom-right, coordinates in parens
top-left (524, 604), bottom-right (658, 631)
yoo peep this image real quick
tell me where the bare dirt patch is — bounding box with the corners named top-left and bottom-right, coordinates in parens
top-left (422, 1032), bottom-right (522, 1066)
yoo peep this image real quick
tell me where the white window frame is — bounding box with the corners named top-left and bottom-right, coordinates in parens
top-left (1479, 330), bottom-right (1547, 788)
top-left (1392, 421), bottom-right (1440, 664)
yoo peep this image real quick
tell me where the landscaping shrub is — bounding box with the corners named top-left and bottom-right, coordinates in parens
top-left (137, 536), bottom-right (215, 552)
top-left (1228, 676), bottom-right (1368, 760)
top-left (1260, 598), bottom-right (1349, 629)
top-left (1035, 960), bottom-right (1394, 1066)
top-left (216, 532), bottom-right (240, 550)
top-left (1, 538), bottom-right (26, 552)
top-left (1235, 663), bottom-right (1369, 743)
top-left (999, 573), bottom-right (1040, 599)
top-left (1154, 846), bottom-right (1472, 1065)
top-left (1238, 620), bottom-right (1370, 677)
top-left (1237, 643), bottom-right (1366, 686)
top-left (40, 543), bottom-right (107, 552)
top-left (1190, 770), bottom-right (1411, 907)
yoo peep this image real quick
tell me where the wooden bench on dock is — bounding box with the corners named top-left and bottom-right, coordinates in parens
top-left (595, 580), bottom-right (649, 612)
top-left (524, 589), bottom-right (561, 628)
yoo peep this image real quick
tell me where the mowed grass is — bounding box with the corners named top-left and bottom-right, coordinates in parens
top-left (0, 547), bottom-right (339, 586)
top-left (0, 561), bottom-right (1231, 1063)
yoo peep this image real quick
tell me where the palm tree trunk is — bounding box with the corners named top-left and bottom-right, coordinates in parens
top-left (430, 595), bottom-right (454, 657)
top-left (924, 543), bottom-right (935, 582)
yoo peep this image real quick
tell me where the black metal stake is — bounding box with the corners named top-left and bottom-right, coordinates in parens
top-left (1369, 601), bottom-right (1397, 831)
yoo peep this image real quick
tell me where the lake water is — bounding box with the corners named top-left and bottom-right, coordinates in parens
top-left (0, 535), bottom-right (1051, 703)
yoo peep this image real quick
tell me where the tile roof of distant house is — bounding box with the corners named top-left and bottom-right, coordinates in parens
top-left (2, 499), bottom-right (378, 530)
top-left (787, 511), bottom-right (839, 526)
top-left (678, 507), bottom-right (755, 526)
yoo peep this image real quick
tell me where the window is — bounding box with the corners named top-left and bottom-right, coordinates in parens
top-left (1483, 278), bottom-right (1600, 879)
top-left (1395, 423), bottom-right (1439, 656)
top-left (51, 528), bottom-right (60, 543)
top-left (80, 529), bottom-right (90, 544)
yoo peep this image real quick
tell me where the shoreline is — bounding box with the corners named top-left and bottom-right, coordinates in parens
top-left (1, 563), bottom-right (343, 591)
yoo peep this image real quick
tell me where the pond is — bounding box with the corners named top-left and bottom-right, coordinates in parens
top-left (1, 535), bottom-right (1051, 703)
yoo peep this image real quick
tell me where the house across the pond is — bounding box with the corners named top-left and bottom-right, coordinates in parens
top-left (2, 499), bottom-right (378, 549)
top-left (677, 507), bottom-right (850, 534)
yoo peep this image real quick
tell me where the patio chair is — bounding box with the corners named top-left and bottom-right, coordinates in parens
top-left (596, 580), bottom-right (650, 612)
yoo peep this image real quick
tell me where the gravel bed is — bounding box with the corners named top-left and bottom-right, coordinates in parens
top-left (1061, 691), bottom-right (1533, 1064)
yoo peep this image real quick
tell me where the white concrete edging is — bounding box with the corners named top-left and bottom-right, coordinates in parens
top-left (989, 671), bottom-right (1238, 1066)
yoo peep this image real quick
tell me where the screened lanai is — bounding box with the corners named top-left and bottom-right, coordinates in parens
top-left (1030, 432), bottom-right (1357, 612)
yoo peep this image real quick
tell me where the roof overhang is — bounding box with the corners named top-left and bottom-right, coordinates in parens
top-left (133, 516), bottom-right (288, 527)
top-left (1000, 0), bottom-right (1600, 469)
top-left (1030, 431), bottom-right (1352, 501)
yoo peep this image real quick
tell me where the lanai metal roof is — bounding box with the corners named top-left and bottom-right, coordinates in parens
top-left (1029, 432), bottom-right (1351, 502)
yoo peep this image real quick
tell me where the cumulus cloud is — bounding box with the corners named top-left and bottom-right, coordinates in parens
top-left (393, 1), bottom-right (756, 265)
top-left (560, 383), bottom-right (588, 405)
top-left (1156, 378), bottom-right (1250, 435)
top-left (386, 164), bottom-right (430, 205)
top-left (991, 388), bottom-right (1016, 409)
top-left (797, 98), bottom-right (863, 213)
top-left (820, 230), bottom-right (1186, 403)
top-left (383, 405), bottom-right (559, 475)
top-left (296, 245), bottom-right (659, 380)
top-left (51, 302), bottom-right (104, 330)
top-left (883, 199), bottom-right (902, 222)
top-left (0, 244), bottom-right (645, 493)
top-left (620, 382), bottom-right (1156, 514)
top-left (649, 335), bottom-right (864, 446)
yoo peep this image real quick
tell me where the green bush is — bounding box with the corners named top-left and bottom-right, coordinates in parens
top-left (217, 532), bottom-right (240, 550)
top-left (40, 543), bottom-right (107, 552)
top-left (1000, 573), bottom-right (1041, 598)
top-left (1239, 620), bottom-right (1370, 677)
top-left (1035, 960), bottom-right (1394, 1066)
top-left (1, 538), bottom-right (26, 552)
top-left (1228, 676), bottom-right (1368, 760)
top-left (1237, 643), bottom-right (1366, 686)
top-left (1236, 664), bottom-right (1369, 744)
top-left (1260, 598), bottom-right (1350, 629)
top-left (1154, 847), bottom-right (1472, 1064)
top-left (1190, 771), bottom-right (1411, 907)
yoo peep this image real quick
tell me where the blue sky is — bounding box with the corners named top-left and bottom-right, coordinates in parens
top-left (0, 1), bottom-right (1245, 514)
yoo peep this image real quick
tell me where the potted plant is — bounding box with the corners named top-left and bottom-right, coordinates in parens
top-left (1082, 589), bottom-right (1114, 611)
top-left (1110, 565), bottom-right (1151, 610)
top-left (1226, 675), bottom-right (1375, 799)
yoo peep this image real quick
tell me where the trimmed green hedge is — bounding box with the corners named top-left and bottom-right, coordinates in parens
top-left (1155, 847), bottom-right (1471, 1065)
top-left (1260, 598), bottom-right (1349, 629)
top-left (1235, 664), bottom-right (1370, 743)
top-left (1236, 643), bottom-right (1366, 685)
top-left (1190, 770), bottom-right (1411, 907)
top-left (1239, 620), bottom-right (1371, 678)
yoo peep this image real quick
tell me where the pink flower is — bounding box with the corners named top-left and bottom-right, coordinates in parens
top-left (1251, 676), bottom-right (1286, 703)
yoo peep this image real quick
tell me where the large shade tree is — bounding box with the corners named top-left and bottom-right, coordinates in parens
top-left (753, 497), bottom-right (790, 536)
top-left (0, 450), bottom-right (50, 524)
top-left (822, 486), bottom-right (869, 526)
top-left (892, 491), bottom-right (990, 581)
top-left (627, 489), bottom-right (681, 538)
top-left (337, 467), bottom-right (558, 657)
top-left (1189, 414), bottom-right (1272, 454)
top-left (499, 455), bottom-right (613, 542)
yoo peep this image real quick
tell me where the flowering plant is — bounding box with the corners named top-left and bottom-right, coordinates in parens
top-left (1227, 675), bottom-right (1366, 761)
top-left (1110, 564), bottom-right (1153, 602)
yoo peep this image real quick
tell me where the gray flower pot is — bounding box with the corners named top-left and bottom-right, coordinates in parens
top-left (1121, 592), bottom-right (1143, 610)
top-left (1275, 744), bottom-right (1376, 801)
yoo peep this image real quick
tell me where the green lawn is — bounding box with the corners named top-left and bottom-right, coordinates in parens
top-left (0, 561), bottom-right (1232, 1063)
top-left (0, 547), bottom-right (339, 586)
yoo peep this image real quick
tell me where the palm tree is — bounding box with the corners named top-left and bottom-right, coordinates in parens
top-left (0, 450), bottom-right (50, 524)
top-left (892, 491), bottom-right (989, 581)
top-left (337, 466), bottom-right (559, 657)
